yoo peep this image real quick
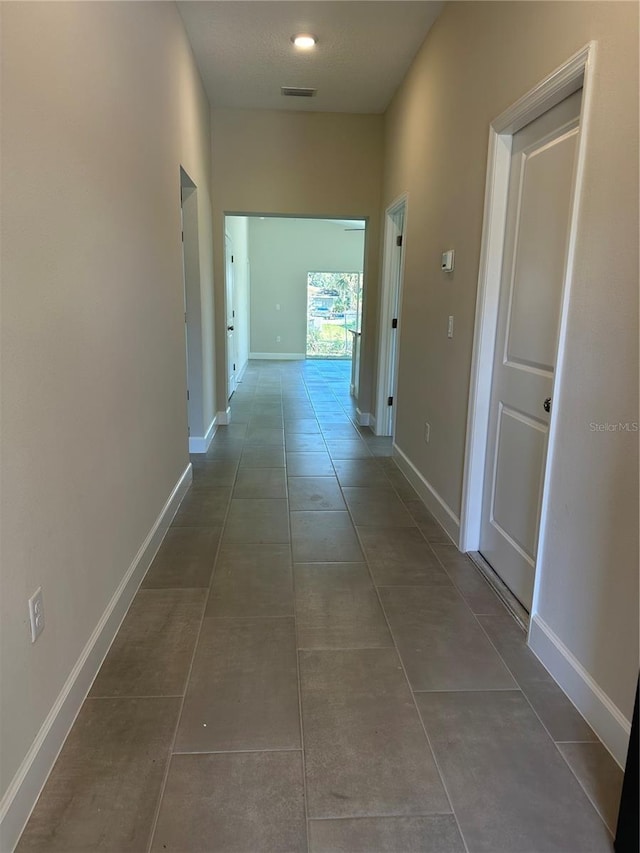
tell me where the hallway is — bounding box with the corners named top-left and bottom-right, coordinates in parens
top-left (18, 360), bottom-right (620, 852)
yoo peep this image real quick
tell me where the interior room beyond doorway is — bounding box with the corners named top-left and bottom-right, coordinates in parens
top-left (224, 215), bottom-right (366, 398)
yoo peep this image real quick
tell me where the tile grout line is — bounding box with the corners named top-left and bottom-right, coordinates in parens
top-left (292, 370), bottom-right (329, 852)
top-left (308, 810), bottom-right (455, 823)
top-left (554, 745), bottom-right (617, 836)
top-left (428, 540), bottom-right (603, 745)
top-left (431, 543), bottom-right (611, 834)
top-left (144, 441), bottom-right (239, 853)
top-left (172, 747), bottom-right (303, 755)
top-left (335, 464), bottom-right (471, 853)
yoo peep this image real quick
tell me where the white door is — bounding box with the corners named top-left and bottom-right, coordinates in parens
top-left (479, 90), bottom-right (581, 610)
top-left (225, 233), bottom-right (237, 398)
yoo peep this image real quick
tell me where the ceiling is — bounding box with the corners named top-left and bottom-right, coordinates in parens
top-left (177, 2), bottom-right (443, 114)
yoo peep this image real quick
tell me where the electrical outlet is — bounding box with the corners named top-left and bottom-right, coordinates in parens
top-left (424, 422), bottom-right (431, 444)
top-left (276, 335), bottom-right (281, 343)
top-left (28, 587), bottom-right (45, 643)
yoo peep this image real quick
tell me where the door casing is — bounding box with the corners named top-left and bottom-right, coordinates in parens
top-left (375, 194), bottom-right (408, 436)
top-left (460, 43), bottom-right (596, 620)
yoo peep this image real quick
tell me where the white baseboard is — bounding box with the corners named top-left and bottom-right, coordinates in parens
top-left (249, 352), bottom-right (305, 361)
top-left (356, 408), bottom-right (372, 427)
top-left (528, 614), bottom-right (631, 768)
top-left (0, 464), bottom-right (193, 853)
top-left (216, 407), bottom-right (231, 425)
top-left (188, 416), bottom-right (217, 454)
top-left (392, 443), bottom-right (460, 545)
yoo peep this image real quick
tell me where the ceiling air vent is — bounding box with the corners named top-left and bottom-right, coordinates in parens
top-left (281, 86), bottom-right (317, 98)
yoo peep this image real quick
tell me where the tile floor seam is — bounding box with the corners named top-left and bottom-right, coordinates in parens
top-left (425, 538), bottom-right (600, 742)
top-left (89, 694), bottom-right (186, 700)
top-left (144, 454), bottom-right (237, 853)
top-left (412, 687), bottom-right (524, 694)
top-left (206, 614), bottom-right (295, 620)
top-left (287, 448), bottom-right (312, 853)
top-left (467, 584), bottom-right (603, 749)
top-left (172, 747), bottom-right (304, 755)
top-left (337, 473), bottom-right (471, 853)
top-left (555, 745), bottom-right (617, 837)
top-left (307, 810), bottom-right (455, 822)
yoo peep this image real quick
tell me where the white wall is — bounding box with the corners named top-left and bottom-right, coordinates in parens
top-left (210, 108), bottom-right (384, 416)
top-left (224, 216), bottom-right (250, 380)
top-left (382, 0), bottom-right (638, 761)
top-left (0, 1), bottom-right (215, 844)
top-left (247, 218), bottom-right (365, 358)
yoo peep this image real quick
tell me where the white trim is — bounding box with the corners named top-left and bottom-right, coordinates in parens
top-left (460, 43), bottom-right (595, 558)
top-left (0, 464), bottom-right (193, 853)
top-left (236, 360), bottom-right (248, 384)
top-left (529, 615), bottom-right (630, 768)
top-left (216, 407), bottom-right (231, 425)
top-left (355, 409), bottom-right (372, 427)
top-left (249, 352), bottom-right (305, 361)
top-left (375, 193), bottom-right (408, 436)
top-left (456, 37), bottom-right (631, 784)
top-left (188, 416), bottom-right (217, 454)
top-left (392, 443), bottom-right (459, 544)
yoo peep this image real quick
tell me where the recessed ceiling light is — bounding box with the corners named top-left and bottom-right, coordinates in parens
top-left (292, 34), bottom-right (317, 49)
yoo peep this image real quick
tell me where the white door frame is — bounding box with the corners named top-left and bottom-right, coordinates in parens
top-left (224, 230), bottom-right (237, 400)
top-left (459, 43), bottom-right (596, 611)
top-left (375, 193), bottom-right (408, 435)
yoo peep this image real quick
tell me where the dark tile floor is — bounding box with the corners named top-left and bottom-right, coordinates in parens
top-left (17, 360), bottom-right (622, 852)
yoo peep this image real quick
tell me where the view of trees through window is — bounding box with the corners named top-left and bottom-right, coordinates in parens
top-left (306, 272), bottom-right (363, 358)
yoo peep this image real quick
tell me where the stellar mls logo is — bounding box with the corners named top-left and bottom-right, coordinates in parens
top-left (589, 421), bottom-right (639, 432)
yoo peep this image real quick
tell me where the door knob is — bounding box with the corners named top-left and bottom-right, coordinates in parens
top-left (227, 325), bottom-right (234, 331)
top-left (543, 397), bottom-right (552, 413)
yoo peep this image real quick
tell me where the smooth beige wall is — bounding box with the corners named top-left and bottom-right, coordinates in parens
top-left (0, 0), bottom-right (214, 807)
top-left (383, 0), bottom-right (638, 728)
top-left (211, 109), bottom-right (383, 413)
top-left (248, 218), bottom-right (365, 357)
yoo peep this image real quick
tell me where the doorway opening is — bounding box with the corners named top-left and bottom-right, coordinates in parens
top-left (180, 167), bottom-right (203, 452)
top-left (223, 214), bottom-right (367, 398)
top-left (375, 195), bottom-right (407, 436)
top-left (306, 271), bottom-right (363, 359)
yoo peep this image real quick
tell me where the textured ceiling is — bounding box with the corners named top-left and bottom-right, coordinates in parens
top-left (178, 2), bottom-right (442, 114)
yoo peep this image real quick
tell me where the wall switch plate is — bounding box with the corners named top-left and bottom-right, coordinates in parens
top-left (441, 249), bottom-right (455, 272)
top-left (275, 304), bottom-right (280, 311)
top-left (447, 315), bottom-right (454, 338)
top-left (276, 336), bottom-right (281, 343)
top-left (28, 587), bottom-right (45, 643)
top-left (424, 422), bottom-right (431, 443)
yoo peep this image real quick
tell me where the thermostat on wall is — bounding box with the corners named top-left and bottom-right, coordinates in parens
top-left (441, 250), bottom-right (455, 272)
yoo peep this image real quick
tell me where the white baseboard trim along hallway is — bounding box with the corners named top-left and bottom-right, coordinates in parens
top-left (0, 464), bottom-right (193, 853)
top-left (529, 614), bottom-right (631, 768)
top-left (392, 443), bottom-right (460, 545)
top-left (356, 409), bottom-right (375, 429)
top-left (188, 417), bottom-right (217, 454)
top-left (216, 407), bottom-right (231, 425)
top-left (248, 352), bottom-right (305, 361)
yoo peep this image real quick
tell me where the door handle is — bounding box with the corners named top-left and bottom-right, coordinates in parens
top-left (543, 397), bottom-right (552, 413)
top-left (227, 325), bottom-right (234, 331)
